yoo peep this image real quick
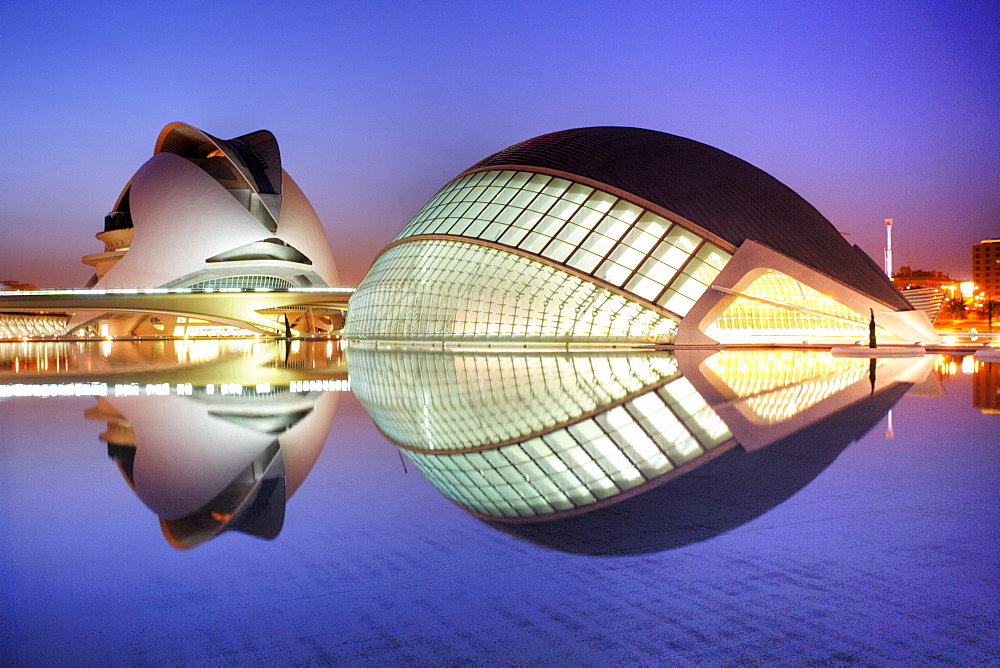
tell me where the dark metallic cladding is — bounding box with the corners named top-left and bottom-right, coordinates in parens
top-left (467, 127), bottom-right (910, 310)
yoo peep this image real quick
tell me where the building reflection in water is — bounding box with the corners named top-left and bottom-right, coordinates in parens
top-left (0, 338), bottom-right (346, 380)
top-left (2, 340), bottom-right (974, 553)
top-left (347, 346), bottom-right (937, 554)
top-left (1, 339), bottom-right (346, 549)
top-left (88, 388), bottom-right (337, 548)
top-left (973, 361), bottom-right (1000, 413)
top-left (0, 338), bottom-right (264, 376)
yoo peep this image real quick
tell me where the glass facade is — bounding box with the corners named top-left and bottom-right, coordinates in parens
top-left (186, 275), bottom-right (293, 291)
top-left (347, 349), bottom-right (733, 520)
top-left (0, 314), bottom-right (71, 338)
top-left (346, 169), bottom-right (731, 343)
top-left (403, 373), bottom-right (732, 519)
top-left (346, 239), bottom-right (678, 343)
top-left (705, 270), bottom-right (889, 342)
top-left (707, 350), bottom-right (871, 424)
top-left (348, 349), bottom-right (682, 452)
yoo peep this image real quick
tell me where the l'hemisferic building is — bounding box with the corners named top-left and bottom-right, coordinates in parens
top-left (345, 127), bottom-right (934, 346)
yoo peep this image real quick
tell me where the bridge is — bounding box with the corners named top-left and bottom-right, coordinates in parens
top-left (0, 287), bottom-right (355, 335)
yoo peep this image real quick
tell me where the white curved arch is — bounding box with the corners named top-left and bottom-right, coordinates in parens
top-left (277, 171), bottom-right (339, 286)
top-left (96, 153), bottom-right (273, 288)
top-left (154, 122), bottom-right (282, 225)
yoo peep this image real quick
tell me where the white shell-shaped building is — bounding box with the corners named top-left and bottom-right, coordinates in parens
top-left (82, 122), bottom-right (338, 290)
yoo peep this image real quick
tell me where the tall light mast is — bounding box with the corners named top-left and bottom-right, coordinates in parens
top-left (884, 218), bottom-right (893, 277)
top-left (883, 218), bottom-right (896, 440)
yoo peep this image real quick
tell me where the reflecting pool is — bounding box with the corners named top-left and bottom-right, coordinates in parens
top-left (1, 341), bottom-right (997, 664)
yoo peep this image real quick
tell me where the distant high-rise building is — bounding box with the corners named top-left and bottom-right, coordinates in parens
top-left (972, 238), bottom-right (1000, 297)
top-left (973, 359), bottom-right (1000, 414)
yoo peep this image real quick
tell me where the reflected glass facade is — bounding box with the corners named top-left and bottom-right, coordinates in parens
top-left (707, 350), bottom-right (871, 423)
top-left (347, 349), bottom-right (733, 520)
top-left (348, 350), bottom-right (681, 451)
top-left (403, 373), bottom-right (732, 519)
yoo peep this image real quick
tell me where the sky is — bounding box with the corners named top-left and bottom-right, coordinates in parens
top-left (0, 0), bottom-right (997, 287)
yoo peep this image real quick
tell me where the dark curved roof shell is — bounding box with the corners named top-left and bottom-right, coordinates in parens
top-left (467, 127), bottom-right (910, 310)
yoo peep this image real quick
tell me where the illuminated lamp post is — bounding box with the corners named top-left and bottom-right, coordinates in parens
top-left (883, 218), bottom-right (893, 277)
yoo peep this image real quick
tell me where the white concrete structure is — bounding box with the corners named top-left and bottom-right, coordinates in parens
top-left (74, 123), bottom-right (339, 336)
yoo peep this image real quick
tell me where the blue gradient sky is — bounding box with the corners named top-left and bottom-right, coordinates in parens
top-left (1, 0), bottom-right (996, 287)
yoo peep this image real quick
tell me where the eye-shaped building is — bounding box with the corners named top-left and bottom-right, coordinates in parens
top-left (345, 127), bottom-right (933, 345)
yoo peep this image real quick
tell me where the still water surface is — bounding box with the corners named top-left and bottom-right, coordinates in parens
top-left (1, 341), bottom-right (997, 665)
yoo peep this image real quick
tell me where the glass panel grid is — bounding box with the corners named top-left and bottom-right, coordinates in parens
top-left (390, 169), bottom-right (731, 318)
top-left (367, 364), bottom-right (732, 519)
top-left (705, 271), bottom-right (881, 342)
top-left (707, 350), bottom-right (872, 424)
top-left (345, 239), bottom-right (679, 344)
top-left (186, 275), bottom-right (292, 290)
top-left (346, 347), bottom-right (681, 452)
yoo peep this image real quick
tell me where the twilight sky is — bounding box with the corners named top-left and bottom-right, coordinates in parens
top-left (1, 0), bottom-right (996, 287)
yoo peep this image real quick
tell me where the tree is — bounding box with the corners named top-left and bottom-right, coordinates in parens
top-left (941, 298), bottom-right (967, 320)
top-left (973, 296), bottom-right (999, 325)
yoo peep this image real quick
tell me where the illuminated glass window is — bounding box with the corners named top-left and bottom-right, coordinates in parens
top-left (705, 270), bottom-right (894, 342)
top-left (186, 275), bottom-right (292, 291)
top-left (346, 239), bottom-right (678, 344)
top-left (0, 314), bottom-right (71, 338)
top-left (348, 349), bottom-right (681, 452)
top-left (346, 349), bottom-right (736, 518)
top-left (706, 349), bottom-right (872, 424)
top-left (389, 169), bottom-right (732, 321)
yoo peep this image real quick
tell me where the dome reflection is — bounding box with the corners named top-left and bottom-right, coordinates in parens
top-left (92, 389), bottom-right (337, 548)
top-left (65, 340), bottom-right (347, 549)
top-left (348, 347), bottom-right (934, 553)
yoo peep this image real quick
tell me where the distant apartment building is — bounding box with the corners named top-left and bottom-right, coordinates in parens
top-left (973, 360), bottom-right (999, 414)
top-left (973, 238), bottom-right (1000, 297)
top-left (892, 266), bottom-right (958, 295)
top-left (890, 267), bottom-right (954, 323)
top-left (1, 280), bottom-right (38, 291)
